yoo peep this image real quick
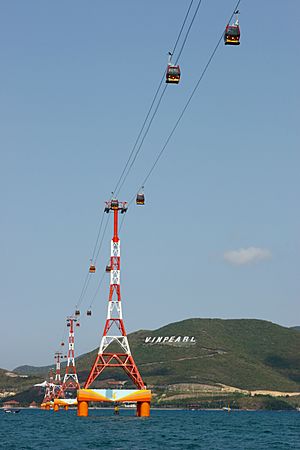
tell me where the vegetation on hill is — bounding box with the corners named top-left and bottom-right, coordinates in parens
top-left (8, 319), bottom-right (300, 406)
top-left (0, 367), bottom-right (41, 401)
top-left (72, 318), bottom-right (300, 391)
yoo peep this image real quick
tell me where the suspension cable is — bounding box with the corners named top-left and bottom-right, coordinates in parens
top-left (72, 0), bottom-right (202, 315)
top-left (115, 0), bottom-right (204, 197)
top-left (130, 0), bottom-right (242, 199)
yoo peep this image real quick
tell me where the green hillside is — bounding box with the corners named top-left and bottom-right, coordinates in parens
top-left (0, 368), bottom-right (41, 395)
top-left (14, 318), bottom-right (300, 392)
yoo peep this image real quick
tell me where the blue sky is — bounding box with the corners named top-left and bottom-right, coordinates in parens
top-left (0, 0), bottom-right (299, 369)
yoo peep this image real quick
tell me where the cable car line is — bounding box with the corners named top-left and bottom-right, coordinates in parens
top-left (94, 212), bottom-right (111, 265)
top-left (57, 1), bottom-right (238, 349)
top-left (75, 0), bottom-right (232, 316)
top-left (174, 0), bottom-right (203, 65)
top-left (71, 0), bottom-right (203, 317)
top-left (114, 0), bottom-right (202, 197)
top-left (53, 1), bottom-right (203, 351)
top-left (90, 212), bottom-right (105, 263)
top-left (88, 270), bottom-right (106, 309)
top-left (84, 0), bottom-right (202, 286)
top-left (129, 0), bottom-right (242, 199)
top-left (115, 84), bottom-right (168, 196)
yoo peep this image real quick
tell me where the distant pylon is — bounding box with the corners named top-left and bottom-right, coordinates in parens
top-left (42, 368), bottom-right (55, 403)
top-left (60, 317), bottom-right (80, 394)
top-left (54, 351), bottom-right (63, 384)
top-left (53, 351), bottom-right (64, 398)
top-left (84, 199), bottom-right (145, 389)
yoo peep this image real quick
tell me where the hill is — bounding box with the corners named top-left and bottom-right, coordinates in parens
top-left (13, 318), bottom-right (300, 392)
top-left (0, 367), bottom-right (41, 399)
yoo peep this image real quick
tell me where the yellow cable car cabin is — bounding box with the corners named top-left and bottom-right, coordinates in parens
top-left (89, 264), bottom-right (96, 273)
top-left (166, 65), bottom-right (181, 84)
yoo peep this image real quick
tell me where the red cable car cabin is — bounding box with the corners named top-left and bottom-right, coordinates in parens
top-left (89, 264), bottom-right (96, 273)
top-left (136, 193), bottom-right (145, 205)
top-left (224, 23), bottom-right (240, 45)
top-left (166, 65), bottom-right (181, 84)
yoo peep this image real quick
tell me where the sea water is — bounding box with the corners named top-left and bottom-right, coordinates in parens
top-left (0, 409), bottom-right (299, 450)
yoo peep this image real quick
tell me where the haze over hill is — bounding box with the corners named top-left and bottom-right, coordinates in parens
top-left (13, 318), bottom-right (300, 392)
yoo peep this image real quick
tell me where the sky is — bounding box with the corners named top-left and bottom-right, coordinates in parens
top-left (0, 0), bottom-right (299, 370)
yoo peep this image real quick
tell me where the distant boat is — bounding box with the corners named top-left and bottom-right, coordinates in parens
top-left (222, 405), bottom-right (231, 412)
top-left (124, 403), bottom-right (136, 408)
top-left (3, 408), bottom-right (21, 414)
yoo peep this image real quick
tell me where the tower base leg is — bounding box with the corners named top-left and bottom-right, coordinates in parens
top-left (64, 405), bottom-right (69, 411)
top-left (54, 404), bottom-right (59, 412)
top-left (77, 400), bottom-right (88, 417)
top-left (137, 401), bottom-right (150, 417)
top-left (46, 405), bottom-right (50, 411)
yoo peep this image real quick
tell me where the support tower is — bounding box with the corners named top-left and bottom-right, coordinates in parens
top-left (53, 351), bottom-right (63, 399)
top-left (60, 317), bottom-right (80, 393)
top-left (84, 199), bottom-right (145, 389)
top-left (41, 369), bottom-right (55, 409)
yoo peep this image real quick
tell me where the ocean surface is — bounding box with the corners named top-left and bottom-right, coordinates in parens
top-left (0, 409), bottom-right (299, 450)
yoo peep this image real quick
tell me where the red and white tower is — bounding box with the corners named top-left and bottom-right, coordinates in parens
top-left (53, 351), bottom-right (64, 398)
top-left (54, 351), bottom-right (63, 384)
top-left (42, 368), bottom-right (55, 403)
top-left (84, 199), bottom-right (145, 389)
top-left (60, 317), bottom-right (80, 393)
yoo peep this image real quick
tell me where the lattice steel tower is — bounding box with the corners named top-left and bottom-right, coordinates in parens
top-left (60, 317), bottom-right (80, 392)
top-left (84, 199), bottom-right (145, 389)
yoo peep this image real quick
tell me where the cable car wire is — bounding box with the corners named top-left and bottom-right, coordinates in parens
top-left (57, 0), bottom-right (237, 348)
top-left (114, 0), bottom-right (200, 197)
top-left (91, 212), bottom-right (105, 263)
top-left (130, 0), bottom-right (242, 199)
top-left (94, 213), bottom-right (111, 264)
top-left (175, 0), bottom-right (203, 64)
top-left (72, 0), bottom-right (203, 315)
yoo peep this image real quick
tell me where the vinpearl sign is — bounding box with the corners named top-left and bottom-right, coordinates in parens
top-left (144, 336), bottom-right (196, 345)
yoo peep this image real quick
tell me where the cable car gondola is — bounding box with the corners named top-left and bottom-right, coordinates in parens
top-left (166, 52), bottom-right (181, 84)
top-left (87, 309), bottom-right (92, 316)
top-left (106, 264), bottom-right (112, 273)
top-left (224, 11), bottom-right (240, 45)
top-left (75, 309), bottom-right (80, 316)
top-left (166, 52), bottom-right (180, 84)
top-left (166, 65), bottom-right (181, 84)
top-left (76, 322), bottom-right (80, 327)
top-left (89, 264), bottom-right (96, 273)
top-left (111, 199), bottom-right (119, 210)
top-left (136, 188), bottom-right (145, 205)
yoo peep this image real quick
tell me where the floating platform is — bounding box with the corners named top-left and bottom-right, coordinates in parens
top-left (77, 389), bottom-right (151, 417)
top-left (40, 401), bottom-right (53, 410)
top-left (53, 398), bottom-right (77, 411)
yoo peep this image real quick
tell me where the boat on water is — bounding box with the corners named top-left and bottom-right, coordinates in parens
top-left (222, 405), bottom-right (231, 412)
top-left (3, 408), bottom-right (21, 414)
